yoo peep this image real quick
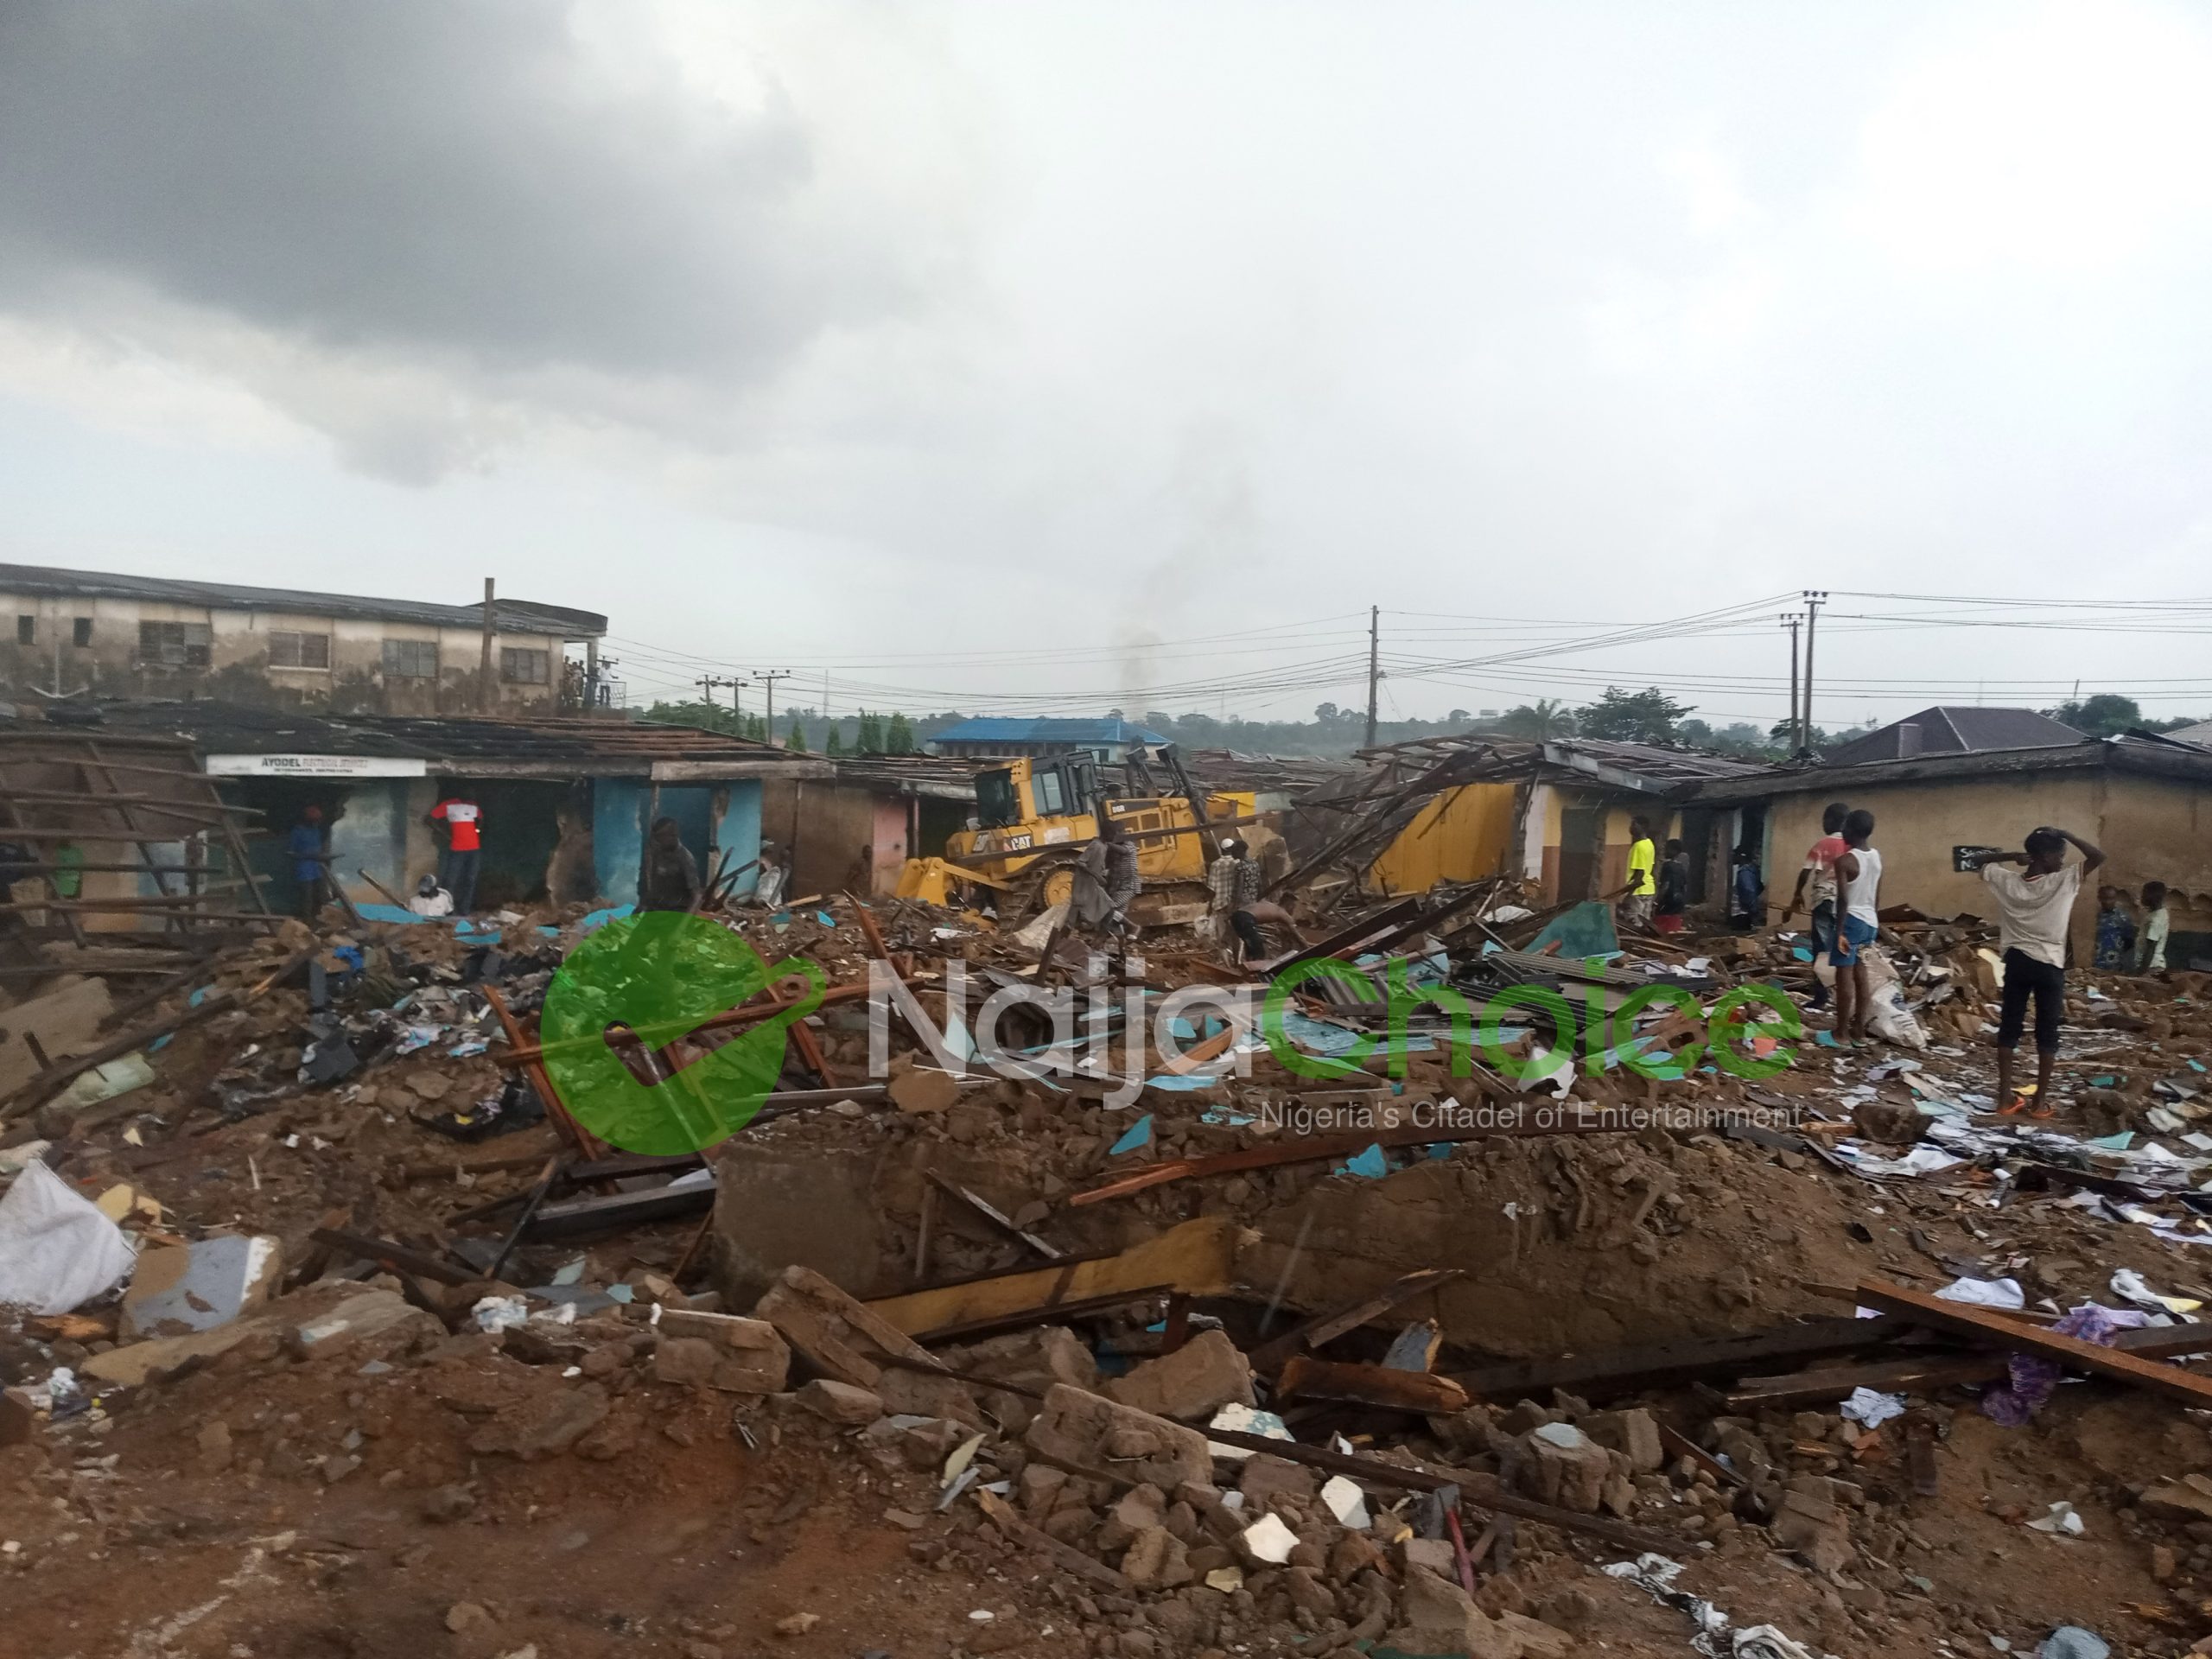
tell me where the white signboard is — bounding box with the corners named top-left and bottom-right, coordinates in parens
top-left (203, 753), bottom-right (428, 779)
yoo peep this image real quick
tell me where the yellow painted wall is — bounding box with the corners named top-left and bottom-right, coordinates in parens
top-left (1369, 783), bottom-right (1518, 894)
top-left (1758, 769), bottom-right (2212, 958)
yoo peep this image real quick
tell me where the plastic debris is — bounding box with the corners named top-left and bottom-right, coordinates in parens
top-left (0, 1159), bottom-right (137, 1316)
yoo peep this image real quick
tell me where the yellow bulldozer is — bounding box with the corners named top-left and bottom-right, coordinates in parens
top-left (896, 743), bottom-right (1283, 928)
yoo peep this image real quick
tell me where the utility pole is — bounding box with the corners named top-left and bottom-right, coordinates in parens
top-left (1780, 613), bottom-right (1802, 753)
top-left (1802, 590), bottom-right (1828, 752)
top-left (1363, 605), bottom-right (1380, 749)
top-left (696, 674), bottom-right (742, 717)
top-left (754, 670), bottom-right (794, 743)
top-left (479, 578), bottom-right (496, 713)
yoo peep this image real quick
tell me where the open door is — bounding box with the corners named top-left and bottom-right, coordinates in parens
top-left (1556, 806), bottom-right (1603, 902)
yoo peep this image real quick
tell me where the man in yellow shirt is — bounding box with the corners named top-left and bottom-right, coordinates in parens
top-left (1621, 816), bottom-right (1657, 931)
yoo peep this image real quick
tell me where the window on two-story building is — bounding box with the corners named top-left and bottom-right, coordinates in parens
top-left (139, 620), bottom-right (213, 667)
top-left (72, 618), bottom-right (92, 648)
top-left (16, 616), bottom-right (33, 645)
top-left (499, 646), bottom-right (550, 684)
top-left (382, 639), bottom-right (440, 679)
top-left (268, 630), bottom-right (331, 669)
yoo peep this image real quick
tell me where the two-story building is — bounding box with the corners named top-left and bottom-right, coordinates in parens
top-left (0, 563), bottom-right (607, 715)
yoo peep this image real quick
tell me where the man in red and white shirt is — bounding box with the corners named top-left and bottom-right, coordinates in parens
top-left (428, 794), bottom-right (483, 913)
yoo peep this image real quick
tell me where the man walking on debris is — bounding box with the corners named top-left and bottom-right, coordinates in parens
top-left (637, 816), bottom-right (702, 912)
top-left (1620, 816), bottom-right (1657, 931)
top-left (1778, 801), bottom-right (1850, 1011)
top-left (1073, 815), bottom-right (1141, 937)
top-left (1980, 826), bottom-right (2105, 1116)
top-left (1211, 837), bottom-right (1266, 963)
top-left (1829, 808), bottom-right (1882, 1044)
top-left (288, 805), bottom-right (331, 919)
top-left (428, 791), bottom-right (483, 912)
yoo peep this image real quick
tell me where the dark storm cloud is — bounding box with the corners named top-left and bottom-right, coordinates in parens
top-left (0, 1), bottom-right (905, 385)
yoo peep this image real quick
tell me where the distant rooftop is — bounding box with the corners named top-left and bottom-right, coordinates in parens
top-left (0, 561), bottom-right (606, 638)
top-left (1821, 706), bottom-right (2082, 767)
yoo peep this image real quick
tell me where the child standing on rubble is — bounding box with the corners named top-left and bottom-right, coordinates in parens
top-left (2094, 886), bottom-right (2137, 970)
top-left (1980, 826), bottom-right (2105, 1115)
top-left (2138, 880), bottom-right (2171, 975)
top-left (1778, 802), bottom-right (1851, 1012)
top-left (1829, 809), bottom-right (1882, 1044)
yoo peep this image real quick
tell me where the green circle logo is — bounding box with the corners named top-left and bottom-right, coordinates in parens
top-left (541, 911), bottom-right (826, 1154)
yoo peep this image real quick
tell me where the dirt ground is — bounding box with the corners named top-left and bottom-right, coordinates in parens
top-left (10, 907), bottom-right (2212, 1658)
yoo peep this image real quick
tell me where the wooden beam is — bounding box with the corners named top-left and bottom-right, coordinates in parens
top-left (863, 1216), bottom-right (1244, 1338)
top-left (1858, 1277), bottom-right (2212, 1409)
top-left (1447, 1317), bottom-right (1925, 1401)
top-left (1247, 1268), bottom-right (1463, 1374)
top-left (1278, 1356), bottom-right (1469, 1414)
top-left (1198, 1425), bottom-right (1675, 1555)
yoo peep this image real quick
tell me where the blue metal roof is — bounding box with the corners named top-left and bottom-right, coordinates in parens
top-left (931, 716), bottom-right (1169, 745)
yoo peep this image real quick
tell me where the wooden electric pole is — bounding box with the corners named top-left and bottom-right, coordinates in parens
top-left (1363, 606), bottom-right (1380, 749)
top-left (479, 578), bottom-right (496, 713)
top-left (1802, 590), bottom-right (1828, 751)
top-left (754, 670), bottom-right (795, 742)
top-left (1781, 613), bottom-right (1802, 753)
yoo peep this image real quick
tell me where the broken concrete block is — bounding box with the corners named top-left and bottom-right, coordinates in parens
top-left (79, 1323), bottom-right (258, 1387)
top-left (1497, 1611), bottom-right (1577, 1657)
top-left (1024, 1382), bottom-right (1212, 1492)
top-left (654, 1337), bottom-right (721, 1387)
top-left (1774, 1475), bottom-right (1854, 1573)
top-left (1019, 1464), bottom-right (1067, 1516)
top-left (752, 1264), bottom-right (935, 1388)
top-left (2143, 1475), bottom-right (2212, 1522)
top-left (0, 1388), bottom-right (36, 1447)
top-left (1237, 1511), bottom-right (1299, 1566)
top-left (1400, 1535), bottom-right (1457, 1579)
top-left (287, 1288), bottom-right (442, 1363)
top-left (1237, 1452), bottom-right (1319, 1514)
top-left (1381, 1568), bottom-right (1519, 1659)
top-left (888, 1063), bottom-right (961, 1115)
top-left (468, 1382), bottom-right (611, 1461)
top-left (945, 1324), bottom-right (1097, 1429)
top-left (652, 1312), bottom-right (790, 1393)
top-left (795, 1378), bottom-right (884, 1425)
top-left (1106, 1330), bottom-right (1255, 1421)
top-left (1585, 1407), bottom-right (1665, 1473)
top-left (118, 1233), bottom-right (283, 1340)
top-left (1122, 1525), bottom-right (1193, 1590)
top-left (1097, 1482), bottom-right (1170, 1552)
top-left (195, 1420), bottom-right (232, 1473)
top-left (1519, 1421), bottom-right (1611, 1514)
top-left (874, 1365), bottom-right (982, 1427)
top-left (711, 1143), bottom-right (899, 1306)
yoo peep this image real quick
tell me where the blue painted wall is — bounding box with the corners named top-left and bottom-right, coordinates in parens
top-left (591, 779), bottom-right (765, 905)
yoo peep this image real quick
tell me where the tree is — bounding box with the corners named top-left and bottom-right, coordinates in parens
top-left (785, 714), bottom-right (806, 752)
top-left (1498, 698), bottom-right (1574, 741)
top-left (1574, 686), bottom-right (1694, 744)
top-left (825, 727), bottom-right (844, 757)
top-left (855, 711), bottom-right (885, 753)
top-left (1314, 702), bottom-right (1341, 722)
top-left (2049, 692), bottom-right (2143, 738)
top-left (885, 712), bottom-right (916, 754)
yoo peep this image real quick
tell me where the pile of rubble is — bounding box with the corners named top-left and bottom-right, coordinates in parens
top-left (9, 880), bottom-right (2212, 1657)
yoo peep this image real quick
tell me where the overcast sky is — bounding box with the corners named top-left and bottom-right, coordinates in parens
top-left (3, 0), bottom-right (2210, 729)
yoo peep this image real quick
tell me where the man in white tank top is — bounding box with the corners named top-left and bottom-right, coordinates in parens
top-left (1829, 809), bottom-right (1881, 1044)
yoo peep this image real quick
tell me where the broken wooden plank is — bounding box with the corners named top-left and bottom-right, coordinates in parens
top-left (308, 1227), bottom-right (478, 1288)
top-left (1198, 1424), bottom-right (1675, 1555)
top-left (1248, 1268), bottom-right (1464, 1373)
top-left (523, 1176), bottom-right (716, 1242)
top-left (864, 1216), bottom-right (1244, 1339)
top-left (1857, 1277), bottom-right (2212, 1409)
top-left (1278, 1356), bottom-right (1470, 1414)
top-left (1447, 1317), bottom-right (1925, 1401)
top-left (1657, 1422), bottom-right (1744, 1490)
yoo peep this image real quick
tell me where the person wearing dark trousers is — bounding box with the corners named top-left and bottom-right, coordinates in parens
top-left (288, 805), bottom-right (331, 919)
top-left (428, 792), bottom-right (483, 913)
top-left (1979, 825), bottom-right (2105, 1116)
top-left (1777, 801), bottom-right (1850, 1011)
